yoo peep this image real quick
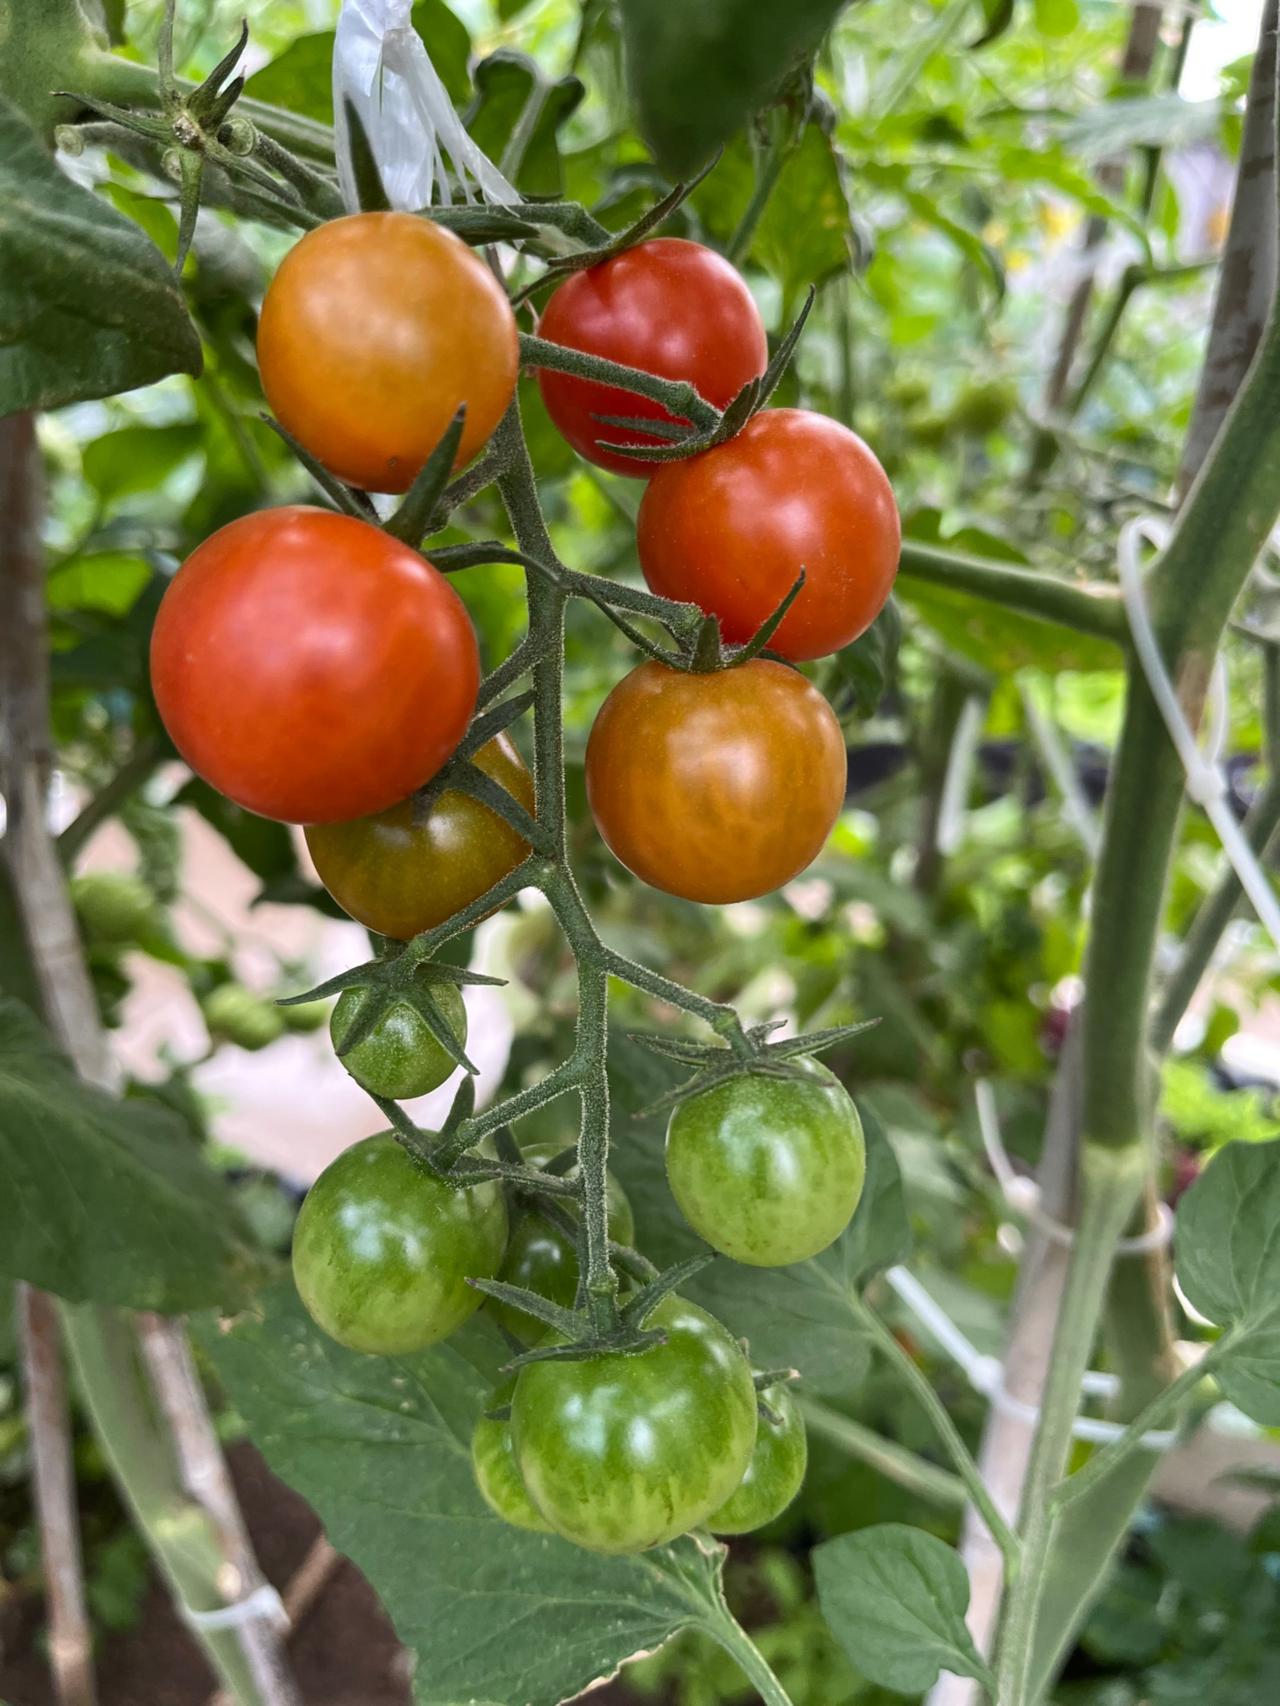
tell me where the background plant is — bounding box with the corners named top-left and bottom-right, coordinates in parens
top-left (3, 2), bottom-right (1280, 1705)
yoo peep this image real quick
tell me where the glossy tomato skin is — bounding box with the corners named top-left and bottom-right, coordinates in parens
top-left (638, 408), bottom-right (900, 661)
top-left (585, 659), bottom-right (846, 905)
top-left (512, 1295), bottom-right (757, 1553)
top-left (304, 732), bottom-right (533, 940)
top-left (665, 1058), bottom-right (866, 1267)
top-left (291, 1133), bottom-right (506, 1355)
top-left (535, 238), bottom-right (767, 477)
top-left (257, 212), bottom-right (518, 493)
top-left (708, 1381), bottom-right (807, 1535)
top-left (329, 980), bottom-right (467, 1102)
top-left (150, 507), bottom-right (478, 825)
top-left (471, 1382), bottom-right (552, 1533)
top-left (490, 1142), bottom-right (635, 1341)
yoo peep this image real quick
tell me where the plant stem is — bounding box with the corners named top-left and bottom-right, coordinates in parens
top-left (850, 1298), bottom-right (1020, 1572)
top-left (727, 111), bottom-right (792, 264)
top-left (76, 49), bottom-right (334, 162)
top-left (18, 1284), bottom-right (97, 1706)
top-left (61, 1306), bottom-right (285, 1706)
top-left (136, 1315), bottom-right (301, 1706)
top-left (1053, 1350), bottom-right (1216, 1510)
top-left (897, 542), bottom-right (1126, 643)
top-left (1178, 0), bottom-right (1277, 493)
top-left (519, 333), bottom-right (721, 431)
top-left (59, 734), bottom-right (166, 861)
top-left (493, 401), bottom-right (623, 1329)
top-left (797, 1396), bottom-right (967, 1508)
top-left (993, 1144), bottom-right (1147, 1706)
top-left (1149, 770), bottom-right (1280, 1053)
top-left (704, 1603), bottom-right (795, 1706)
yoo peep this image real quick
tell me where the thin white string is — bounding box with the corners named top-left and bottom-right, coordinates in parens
top-left (180, 1583), bottom-right (287, 1633)
top-left (1118, 515), bottom-right (1280, 956)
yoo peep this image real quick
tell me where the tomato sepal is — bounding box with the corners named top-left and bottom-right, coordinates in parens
top-left (382, 404), bottom-right (468, 546)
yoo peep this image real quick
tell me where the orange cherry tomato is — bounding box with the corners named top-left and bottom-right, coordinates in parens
top-left (150, 506), bottom-right (478, 825)
top-left (584, 659), bottom-right (846, 904)
top-left (257, 212), bottom-right (519, 493)
top-left (637, 408), bottom-right (900, 662)
top-left (305, 733), bottom-right (534, 939)
top-left (535, 238), bottom-right (767, 477)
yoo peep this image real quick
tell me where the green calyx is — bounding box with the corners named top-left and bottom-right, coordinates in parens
top-left (629, 1018), bottom-right (878, 1117)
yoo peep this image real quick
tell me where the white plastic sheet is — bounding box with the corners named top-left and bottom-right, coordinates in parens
top-left (332, 0), bottom-right (519, 212)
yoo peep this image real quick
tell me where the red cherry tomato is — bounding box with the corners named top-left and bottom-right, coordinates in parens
top-left (637, 408), bottom-right (900, 661)
top-left (535, 238), bottom-right (768, 477)
top-left (257, 212), bottom-right (519, 494)
top-left (150, 506), bottom-right (478, 825)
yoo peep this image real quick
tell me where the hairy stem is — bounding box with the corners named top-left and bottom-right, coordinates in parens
top-left (994, 1146), bottom-right (1147, 1706)
top-left (797, 1396), bottom-right (967, 1508)
top-left (897, 542), bottom-right (1125, 643)
top-left (850, 1299), bottom-right (1019, 1572)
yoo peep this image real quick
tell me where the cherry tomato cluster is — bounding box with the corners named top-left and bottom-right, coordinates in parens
top-left (147, 209), bottom-right (890, 1555)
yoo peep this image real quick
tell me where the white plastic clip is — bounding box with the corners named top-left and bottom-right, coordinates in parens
top-left (181, 1583), bottom-right (288, 1633)
top-left (974, 1078), bottom-right (1174, 1256)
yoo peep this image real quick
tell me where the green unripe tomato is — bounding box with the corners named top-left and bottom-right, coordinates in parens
top-left (665, 1058), bottom-right (865, 1267)
top-left (70, 871), bottom-right (159, 945)
top-left (279, 996), bottom-right (330, 1033)
top-left (202, 983), bottom-right (286, 1051)
top-left (884, 373), bottom-right (930, 411)
top-left (489, 1142), bottom-right (635, 1341)
top-left (948, 380), bottom-right (1017, 436)
top-left (292, 1132), bottom-right (507, 1355)
top-left (512, 1294), bottom-right (757, 1554)
top-left (708, 1381), bottom-right (807, 1535)
top-left (330, 981), bottom-right (466, 1100)
top-left (470, 1383), bottom-right (552, 1533)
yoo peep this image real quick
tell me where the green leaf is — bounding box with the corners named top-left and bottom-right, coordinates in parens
top-left (814, 1524), bottom-right (995, 1693)
top-left (246, 7), bottom-right (471, 121)
top-left (0, 997), bottom-right (264, 1311)
top-left (1175, 1138), bottom-right (1280, 1424)
top-left (199, 1284), bottom-right (737, 1706)
top-left (971, 0), bottom-right (1018, 49)
top-left (1055, 94), bottom-right (1225, 160)
top-left (466, 51), bottom-right (584, 197)
top-left (81, 423), bottom-right (203, 504)
top-left (619, 0), bottom-right (849, 179)
top-left (411, 0), bottom-right (474, 102)
top-left (0, 97), bottom-right (202, 412)
top-left (1033, 0), bottom-right (1078, 39)
top-left (897, 581), bottom-right (1115, 674)
top-left (46, 552), bottom-right (152, 618)
top-left (755, 123), bottom-right (854, 313)
top-left (608, 1038), bottom-right (910, 1396)
top-left (825, 598), bottom-right (901, 718)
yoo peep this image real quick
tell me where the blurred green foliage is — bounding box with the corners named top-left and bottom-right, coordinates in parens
top-left (4, 0), bottom-right (1277, 1699)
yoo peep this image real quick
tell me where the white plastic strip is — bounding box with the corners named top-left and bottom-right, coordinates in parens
top-left (1018, 683), bottom-right (1102, 859)
top-left (1118, 515), bottom-right (1280, 956)
top-left (935, 694), bottom-right (987, 856)
top-left (884, 1265), bottom-right (1179, 1450)
top-left (181, 1582), bottom-right (287, 1633)
top-left (333, 0), bottom-right (519, 213)
top-left (974, 1078), bottom-right (1174, 1257)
